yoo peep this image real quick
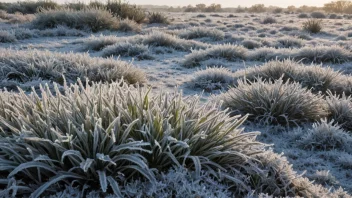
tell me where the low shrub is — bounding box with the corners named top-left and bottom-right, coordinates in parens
top-left (262, 16), bottom-right (277, 24)
top-left (298, 13), bottom-right (309, 18)
top-left (148, 12), bottom-right (169, 24)
top-left (5, 0), bottom-right (58, 14)
top-left (218, 78), bottom-right (327, 126)
top-left (106, 0), bottom-right (146, 23)
top-left (310, 11), bottom-right (326, 18)
top-left (117, 18), bottom-right (141, 32)
top-left (302, 19), bottom-right (323, 33)
top-left (32, 8), bottom-right (119, 32)
top-left (329, 14), bottom-right (338, 19)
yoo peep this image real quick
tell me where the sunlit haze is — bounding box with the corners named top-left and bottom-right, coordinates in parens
top-left (2, 0), bottom-right (332, 7)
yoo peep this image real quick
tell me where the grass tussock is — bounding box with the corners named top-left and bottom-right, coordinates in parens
top-left (117, 18), bottom-right (141, 32)
top-left (233, 59), bottom-right (351, 95)
top-left (0, 49), bottom-right (146, 89)
top-left (0, 30), bottom-right (17, 43)
top-left (248, 45), bottom-right (352, 64)
top-left (185, 44), bottom-right (352, 67)
top-left (303, 19), bottom-right (323, 33)
top-left (326, 92), bottom-right (352, 131)
top-left (262, 16), bottom-right (277, 24)
top-left (32, 8), bottom-right (119, 32)
top-left (189, 67), bottom-right (235, 91)
top-left (148, 12), bottom-right (170, 24)
top-left (84, 32), bottom-right (208, 52)
top-left (218, 78), bottom-right (327, 126)
top-left (178, 27), bottom-right (225, 41)
top-left (102, 42), bottom-right (153, 60)
top-left (182, 44), bottom-right (247, 67)
top-left (0, 80), bottom-right (266, 197)
top-left (299, 120), bottom-right (352, 153)
top-left (0, 10), bottom-right (35, 23)
top-left (106, 0), bottom-right (146, 23)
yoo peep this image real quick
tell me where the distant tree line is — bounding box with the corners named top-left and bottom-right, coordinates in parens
top-left (323, 0), bottom-right (352, 13)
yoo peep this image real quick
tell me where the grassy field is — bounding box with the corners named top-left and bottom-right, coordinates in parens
top-left (0, 3), bottom-right (352, 197)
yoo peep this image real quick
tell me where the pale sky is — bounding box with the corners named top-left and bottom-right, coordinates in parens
top-left (2, 0), bottom-right (332, 7)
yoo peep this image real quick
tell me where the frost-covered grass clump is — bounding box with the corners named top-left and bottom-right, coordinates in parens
top-left (0, 80), bottom-right (264, 197)
top-left (84, 32), bottom-right (208, 53)
top-left (31, 8), bottom-right (119, 32)
top-left (0, 30), bottom-right (17, 43)
top-left (178, 27), bottom-right (225, 41)
top-left (0, 79), bottom-right (344, 197)
top-left (117, 18), bottom-right (142, 32)
top-left (182, 44), bottom-right (247, 67)
top-left (102, 42), bottom-right (153, 60)
top-left (218, 78), bottom-right (327, 126)
top-left (189, 67), bottom-right (235, 91)
top-left (233, 59), bottom-right (352, 95)
top-left (326, 92), bottom-right (352, 131)
top-left (0, 49), bottom-right (146, 89)
top-left (299, 120), bottom-right (352, 153)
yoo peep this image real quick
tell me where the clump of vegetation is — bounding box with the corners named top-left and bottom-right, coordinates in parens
top-left (140, 31), bottom-right (207, 51)
top-left (32, 8), bottom-right (119, 32)
top-left (218, 78), bottom-right (327, 126)
top-left (0, 49), bottom-right (146, 89)
top-left (102, 42), bottom-right (152, 60)
top-left (241, 39), bottom-right (261, 49)
top-left (326, 92), bottom-right (352, 131)
top-left (310, 11), bottom-right (326, 18)
top-left (233, 59), bottom-right (351, 95)
top-left (262, 16), bottom-right (277, 24)
top-left (4, 0), bottom-right (58, 14)
top-left (0, 30), bottom-right (17, 43)
top-left (295, 45), bottom-right (351, 63)
top-left (178, 27), bottom-right (225, 41)
top-left (189, 67), bottom-right (235, 91)
top-left (148, 12), bottom-right (169, 24)
top-left (106, 0), bottom-right (146, 23)
top-left (0, 79), bottom-right (266, 197)
top-left (298, 13), bottom-right (309, 18)
top-left (303, 19), bottom-right (323, 33)
top-left (84, 32), bottom-right (207, 53)
top-left (0, 10), bottom-right (35, 23)
top-left (277, 36), bottom-right (304, 48)
top-left (83, 35), bottom-right (122, 51)
top-left (299, 120), bottom-right (352, 152)
top-left (117, 18), bottom-right (141, 32)
top-left (182, 44), bottom-right (248, 67)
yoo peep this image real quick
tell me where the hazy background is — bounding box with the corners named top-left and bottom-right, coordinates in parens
top-left (1, 0), bottom-right (332, 7)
